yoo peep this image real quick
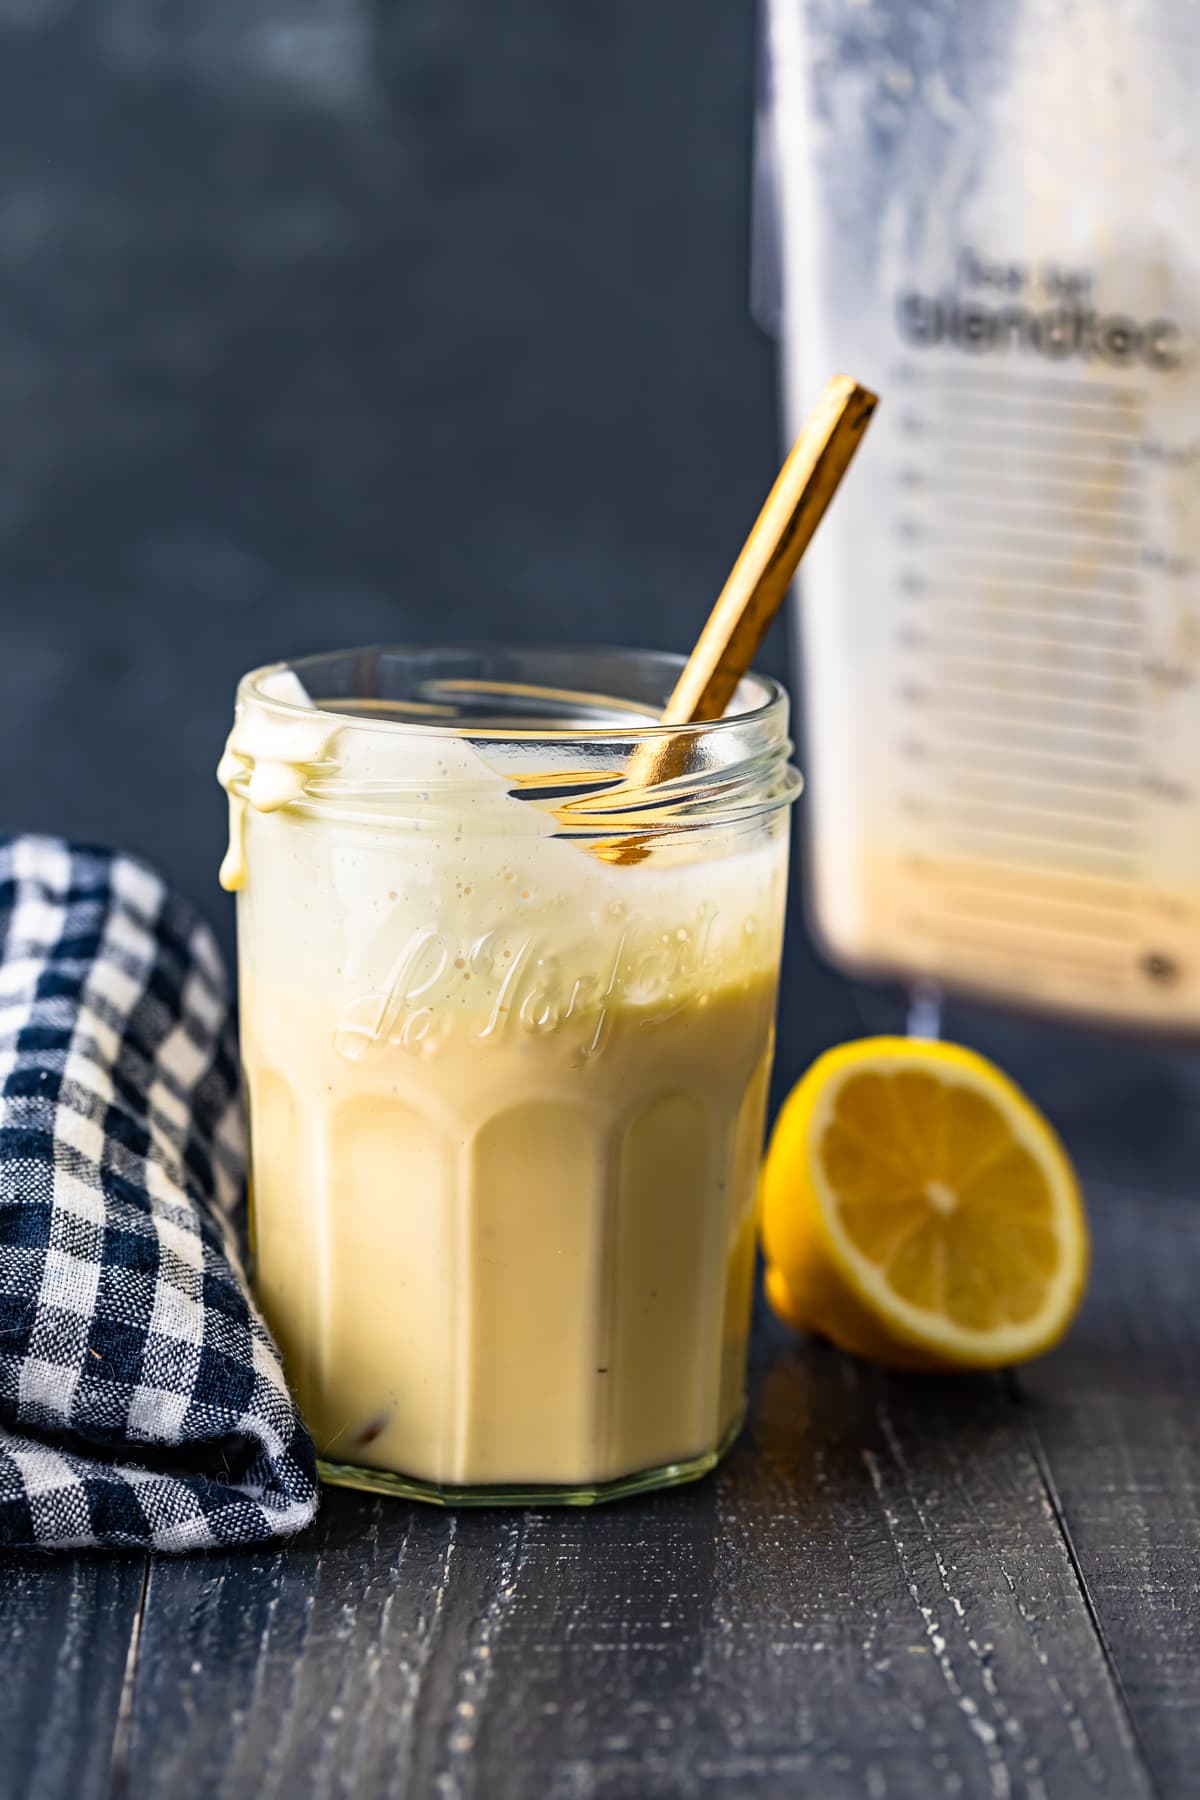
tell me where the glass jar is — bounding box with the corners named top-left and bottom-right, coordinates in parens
top-left (219, 645), bottom-right (801, 1505)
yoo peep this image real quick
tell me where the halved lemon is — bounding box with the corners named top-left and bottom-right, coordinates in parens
top-left (760, 1037), bottom-right (1089, 1370)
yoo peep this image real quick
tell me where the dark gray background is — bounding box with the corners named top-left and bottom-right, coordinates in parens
top-left (0, 6), bottom-right (781, 874)
top-left (0, 1), bottom-right (784, 906)
top-left (1, 0), bottom-right (1195, 1134)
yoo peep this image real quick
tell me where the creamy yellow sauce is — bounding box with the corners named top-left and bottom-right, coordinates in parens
top-left (222, 680), bottom-right (789, 1488)
top-left (244, 971), bottom-right (775, 1486)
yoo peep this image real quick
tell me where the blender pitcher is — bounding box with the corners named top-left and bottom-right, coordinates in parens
top-left (758, 0), bottom-right (1200, 1032)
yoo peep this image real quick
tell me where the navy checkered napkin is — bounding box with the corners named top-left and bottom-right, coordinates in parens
top-left (0, 836), bottom-right (318, 1552)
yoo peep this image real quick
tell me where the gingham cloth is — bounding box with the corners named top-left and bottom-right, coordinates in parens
top-left (0, 836), bottom-right (318, 1552)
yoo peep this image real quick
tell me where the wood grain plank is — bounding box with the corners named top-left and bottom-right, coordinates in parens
top-left (0, 1553), bottom-right (145, 1800)
top-left (1019, 1181), bottom-right (1200, 1800)
top-left (120, 1304), bottom-right (1152, 1800)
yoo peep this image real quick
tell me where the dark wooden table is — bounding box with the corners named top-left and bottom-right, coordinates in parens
top-left (6, 1030), bottom-right (1199, 1800)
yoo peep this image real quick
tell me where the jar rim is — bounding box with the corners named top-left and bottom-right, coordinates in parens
top-left (242, 643), bottom-right (789, 745)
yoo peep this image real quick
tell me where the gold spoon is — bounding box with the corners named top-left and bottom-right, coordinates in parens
top-left (563, 373), bottom-right (878, 862)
